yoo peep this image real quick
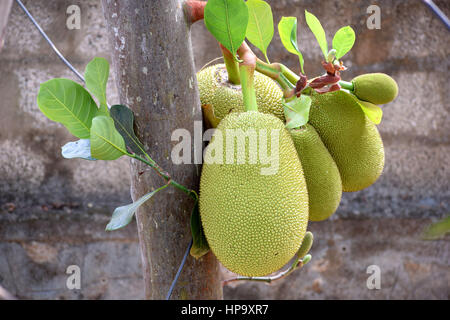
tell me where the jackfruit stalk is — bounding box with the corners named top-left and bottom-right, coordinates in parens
top-left (197, 64), bottom-right (284, 125)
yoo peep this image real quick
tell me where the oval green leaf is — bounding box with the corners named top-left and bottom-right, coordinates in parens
top-left (190, 200), bottom-right (210, 259)
top-left (85, 57), bottom-right (109, 113)
top-left (90, 115), bottom-right (127, 160)
top-left (296, 231), bottom-right (313, 259)
top-left (332, 26), bottom-right (355, 60)
top-left (422, 216), bottom-right (450, 240)
top-left (305, 10), bottom-right (328, 59)
top-left (37, 78), bottom-right (98, 139)
top-left (110, 105), bottom-right (146, 156)
top-left (283, 95), bottom-right (311, 129)
top-left (278, 16), bottom-right (304, 74)
top-left (246, 0), bottom-right (274, 62)
top-left (106, 184), bottom-right (169, 231)
top-left (357, 100), bottom-right (383, 125)
top-left (204, 0), bottom-right (249, 56)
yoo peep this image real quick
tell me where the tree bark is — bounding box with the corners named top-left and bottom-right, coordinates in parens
top-left (102, 0), bottom-right (223, 300)
top-left (0, 0), bottom-right (12, 51)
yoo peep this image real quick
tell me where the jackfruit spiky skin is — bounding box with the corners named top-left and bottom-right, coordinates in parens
top-left (197, 64), bottom-right (284, 124)
top-left (289, 124), bottom-right (342, 221)
top-left (308, 91), bottom-right (385, 192)
top-left (199, 111), bottom-right (309, 276)
top-left (352, 73), bottom-right (398, 105)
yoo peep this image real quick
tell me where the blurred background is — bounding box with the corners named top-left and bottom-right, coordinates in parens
top-left (0, 0), bottom-right (448, 299)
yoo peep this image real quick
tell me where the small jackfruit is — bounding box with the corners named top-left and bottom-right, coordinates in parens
top-left (352, 73), bottom-right (398, 105)
top-left (308, 91), bottom-right (385, 192)
top-left (289, 124), bottom-right (342, 221)
top-left (199, 111), bottom-right (309, 276)
top-left (197, 64), bottom-right (284, 125)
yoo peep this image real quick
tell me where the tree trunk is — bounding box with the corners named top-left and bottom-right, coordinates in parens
top-left (102, 0), bottom-right (223, 300)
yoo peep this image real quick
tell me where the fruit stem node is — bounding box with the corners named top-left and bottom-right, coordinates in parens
top-left (237, 42), bottom-right (258, 112)
top-left (220, 44), bottom-right (241, 85)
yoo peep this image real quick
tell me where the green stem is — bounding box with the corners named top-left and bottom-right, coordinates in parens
top-left (339, 80), bottom-right (354, 91)
top-left (255, 59), bottom-right (295, 98)
top-left (255, 59), bottom-right (355, 95)
top-left (129, 153), bottom-right (196, 200)
top-left (239, 64), bottom-right (258, 112)
top-left (220, 44), bottom-right (240, 85)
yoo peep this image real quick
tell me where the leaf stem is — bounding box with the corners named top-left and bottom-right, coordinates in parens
top-left (339, 80), bottom-right (354, 91)
top-left (129, 153), bottom-right (196, 200)
top-left (220, 44), bottom-right (241, 85)
top-left (223, 254), bottom-right (311, 285)
top-left (255, 59), bottom-right (296, 98)
top-left (223, 231), bottom-right (313, 285)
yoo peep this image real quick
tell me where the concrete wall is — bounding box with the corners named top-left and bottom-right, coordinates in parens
top-left (0, 0), bottom-right (448, 299)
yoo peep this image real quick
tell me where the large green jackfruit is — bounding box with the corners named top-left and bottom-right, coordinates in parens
top-left (197, 64), bottom-right (284, 125)
top-left (289, 124), bottom-right (342, 221)
top-left (308, 91), bottom-right (385, 192)
top-left (352, 73), bottom-right (398, 105)
top-left (199, 111), bottom-right (309, 276)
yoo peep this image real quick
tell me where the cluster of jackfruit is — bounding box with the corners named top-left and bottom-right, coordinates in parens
top-left (197, 64), bottom-right (398, 276)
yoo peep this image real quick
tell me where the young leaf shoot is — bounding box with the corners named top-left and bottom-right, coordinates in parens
top-left (204, 0), bottom-right (249, 59)
top-left (246, 0), bottom-right (274, 63)
top-left (305, 10), bottom-right (328, 59)
top-left (332, 26), bottom-right (355, 60)
top-left (278, 16), bottom-right (305, 74)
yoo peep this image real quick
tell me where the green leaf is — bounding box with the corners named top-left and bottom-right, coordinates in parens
top-left (204, 0), bottom-right (249, 57)
top-left (283, 95), bottom-right (312, 129)
top-left (61, 139), bottom-right (97, 161)
top-left (90, 115), bottom-right (128, 160)
top-left (296, 231), bottom-right (313, 259)
top-left (110, 105), bottom-right (146, 156)
top-left (246, 0), bottom-right (274, 63)
top-left (357, 100), bottom-right (383, 125)
top-left (332, 26), bottom-right (355, 59)
top-left (305, 10), bottom-right (328, 59)
top-left (422, 216), bottom-right (450, 240)
top-left (37, 78), bottom-right (98, 139)
top-left (278, 16), bottom-right (304, 74)
top-left (106, 184), bottom-right (169, 231)
top-left (190, 200), bottom-right (210, 259)
top-left (85, 57), bottom-right (110, 113)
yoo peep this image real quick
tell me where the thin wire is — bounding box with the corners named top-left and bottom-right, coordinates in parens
top-left (166, 239), bottom-right (193, 300)
top-left (422, 0), bottom-right (450, 30)
top-left (15, 0), bottom-right (85, 82)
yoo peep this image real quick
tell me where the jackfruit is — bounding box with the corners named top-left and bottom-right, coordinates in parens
top-left (352, 73), bottom-right (398, 105)
top-left (199, 111), bottom-right (309, 276)
top-left (289, 124), bottom-right (342, 221)
top-left (197, 64), bottom-right (284, 125)
top-left (308, 91), bottom-right (385, 192)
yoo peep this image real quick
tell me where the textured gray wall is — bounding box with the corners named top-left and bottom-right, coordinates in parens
top-left (0, 0), bottom-right (449, 299)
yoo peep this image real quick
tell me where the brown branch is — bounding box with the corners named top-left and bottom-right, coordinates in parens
top-left (237, 41), bottom-right (256, 69)
top-left (184, 0), bottom-right (206, 24)
top-left (223, 255), bottom-right (311, 286)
